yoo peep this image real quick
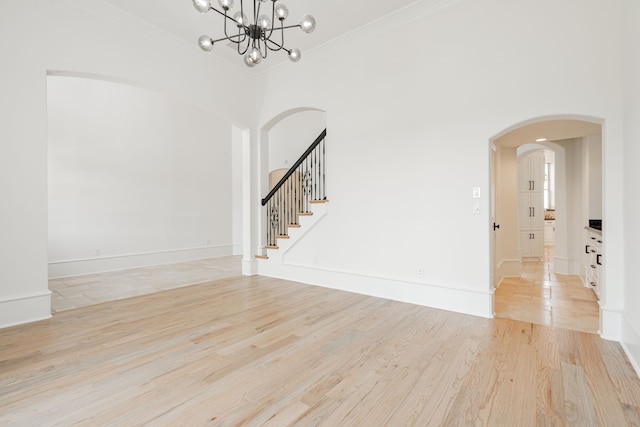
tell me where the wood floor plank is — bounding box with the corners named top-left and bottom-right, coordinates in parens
top-left (1, 275), bottom-right (639, 425)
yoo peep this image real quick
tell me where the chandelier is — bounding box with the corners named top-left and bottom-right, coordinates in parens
top-left (192, 0), bottom-right (316, 67)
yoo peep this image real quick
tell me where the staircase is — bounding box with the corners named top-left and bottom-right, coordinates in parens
top-left (256, 129), bottom-right (327, 260)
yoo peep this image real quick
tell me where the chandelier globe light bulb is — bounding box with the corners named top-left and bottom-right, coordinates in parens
top-left (275, 4), bottom-right (289, 21)
top-left (233, 11), bottom-right (248, 27)
top-left (288, 48), bottom-right (301, 62)
top-left (218, 0), bottom-right (234, 11)
top-left (198, 35), bottom-right (214, 51)
top-left (300, 15), bottom-right (316, 33)
top-left (193, 0), bottom-right (212, 13)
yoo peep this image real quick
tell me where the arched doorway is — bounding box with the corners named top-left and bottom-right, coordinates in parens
top-left (489, 116), bottom-right (603, 334)
top-left (255, 108), bottom-right (327, 255)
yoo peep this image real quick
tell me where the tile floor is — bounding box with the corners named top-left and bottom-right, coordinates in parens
top-left (494, 246), bottom-right (599, 334)
top-left (49, 255), bottom-right (242, 313)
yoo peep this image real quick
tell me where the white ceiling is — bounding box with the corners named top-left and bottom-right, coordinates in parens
top-left (494, 120), bottom-right (602, 148)
top-left (100, 0), bottom-right (422, 70)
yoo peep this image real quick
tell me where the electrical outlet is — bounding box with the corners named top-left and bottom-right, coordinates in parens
top-left (417, 266), bottom-right (424, 278)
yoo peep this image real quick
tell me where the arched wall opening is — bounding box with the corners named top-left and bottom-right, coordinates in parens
top-left (255, 108), bottom-right (327, 253)
top-left (489, 115), bottom-right (604, 334)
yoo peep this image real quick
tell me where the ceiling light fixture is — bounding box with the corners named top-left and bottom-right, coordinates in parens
top-left (192, 0), bottom-right (316, 67)
top-left (536, 138), bottom-right (547, 142)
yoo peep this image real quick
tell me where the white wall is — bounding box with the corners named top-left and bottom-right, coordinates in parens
top-left (495, 145), bottom-right (519, 277)
top-left (47, 76), bottom-right (233, 277)
top-left (558, 139), bottom-right (586, 275)
top-left (268, 110), bottom-right (326, 172)
top-left (232, 127), bottom-right (244, 255)
top-left (254, 0), bottom-right (626, 320)
top-left (622, 0), bottom-right (640, 375)
top-left (0, 0), bottom-right (253, 328)
top-left (585, 135), bottom-right (603, 219)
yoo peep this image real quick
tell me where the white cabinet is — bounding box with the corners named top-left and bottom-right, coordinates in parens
top-left (519, 193), bottom-right (545, 231)
top-left (544, 220), bottom-right (555, 244)
top-left (584, 228), bottom-right (602, 298)
top-left (520, 231), bottom-right (544, 258)
top-left (518, 152), bottom-right (545, 192)
top-left (518, 152), bottom-right (545, 259)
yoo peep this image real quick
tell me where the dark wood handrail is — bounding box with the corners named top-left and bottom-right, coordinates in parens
top-left (261, 128), bottom-right (327, 206)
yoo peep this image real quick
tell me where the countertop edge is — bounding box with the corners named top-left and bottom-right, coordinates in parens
top-left (585, 226), bottom-right (603, 236)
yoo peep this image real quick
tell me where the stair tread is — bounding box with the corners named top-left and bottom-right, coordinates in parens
top-left (309, 199), bottom-right (328, 204)
top-left (255, 255), bottom-right (268, 259)
top-left (298, 212), bottom-right (313, 216)
top-left (287, 224), bottom-right (301, 228)
top-left (276, 235), bottom-right (290, 239)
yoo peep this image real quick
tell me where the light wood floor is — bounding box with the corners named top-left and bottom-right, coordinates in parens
top-left (495, 246), bottom-right (599, 334)
top-left (49, 255), bottom-right (242, 313)
top-left (2, 275), bottom-right (640, 425)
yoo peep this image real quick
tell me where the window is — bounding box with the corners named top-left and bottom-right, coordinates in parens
top-left (544, 162), bottom-right (555, 210)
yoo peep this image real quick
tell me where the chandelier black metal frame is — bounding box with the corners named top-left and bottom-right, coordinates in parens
top-left (192, 0), bottom-right (316, 67)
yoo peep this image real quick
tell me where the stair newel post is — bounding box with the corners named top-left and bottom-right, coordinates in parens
top-left (265, 199), bottom-right (269, 247)
top-left (266, 198), bottom-right (272, 246)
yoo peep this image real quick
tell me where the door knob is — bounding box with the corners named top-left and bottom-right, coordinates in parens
top-left (493, 222), bottom-right (500, 230)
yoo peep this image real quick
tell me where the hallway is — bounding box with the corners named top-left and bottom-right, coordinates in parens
top-left (494, 246), bottom-right (599, 334)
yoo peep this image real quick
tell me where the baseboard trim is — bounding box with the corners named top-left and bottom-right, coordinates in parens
top-left (497, 259), bottom-right (521, 279)
top-left (621, 317), bottom-right (640, 379)
top-left (48, 245), bottom-right (234, 278)
top-left (0, 291), bottom-right (52, 329)
top-left (258, 262), bottom-right (493, 318)
top-left (600, 305), bottom-right (623, 341)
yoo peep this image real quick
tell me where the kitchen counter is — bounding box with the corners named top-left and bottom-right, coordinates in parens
top-left (585, 225), bottom-right (602, 236)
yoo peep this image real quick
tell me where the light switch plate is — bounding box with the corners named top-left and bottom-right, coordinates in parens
top-left (472, 187), bottom-right (481, 198)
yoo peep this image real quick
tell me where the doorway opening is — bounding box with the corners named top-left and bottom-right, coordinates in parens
top-left (490, 117), bottom-right (603, 334)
